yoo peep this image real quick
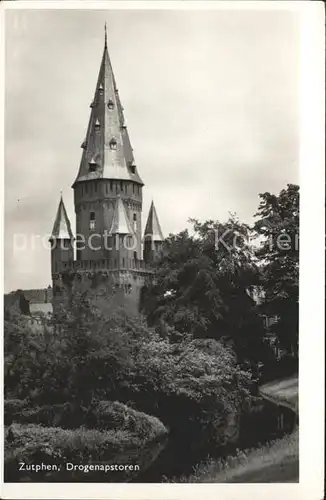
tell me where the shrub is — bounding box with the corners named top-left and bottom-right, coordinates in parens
top-left (4, 292), bottom-right (252, 453)
top-left (4, 422), bottom-right (166, 482)
top-left (4, 399), bottom-right (168, 439)
top-left (86, 401), bottom-right (168, 440)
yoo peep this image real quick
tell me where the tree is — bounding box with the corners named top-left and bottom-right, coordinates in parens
top-left (4, 285), bottom-right (253, 451)
top-left (254, 184), bottom-right (299, 358)
top-left (140, 216), bottom-right (269, 374)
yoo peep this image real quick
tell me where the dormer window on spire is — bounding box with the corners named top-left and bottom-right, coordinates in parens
top-left (81, 140), bottom-right (87, 149)
top-left (109, 138), bottom-right (117, 150)
top-left (99, 84), bottom-right (104, 94)
top-left (130, 163), bottom-right (136, 174)
top-left (107, 99), bottom-right (114, 110)
top-left (95, 118), bottom-right (100, 129)
top-left (89, 157), bottom-right (97, 172)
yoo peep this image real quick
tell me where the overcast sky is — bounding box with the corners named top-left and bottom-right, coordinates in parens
top-left (4, 8), bottom-right (300, 292)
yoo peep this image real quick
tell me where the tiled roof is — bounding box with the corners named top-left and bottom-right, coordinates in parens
top-left (50, 196), bottom-right (74, 240)
top-left (23, 288), bottom-right (53, 303)
top-left (73, 35), bottom-right (143, 187)
top-left (4, 287), bottom-right (53, 305)
top-left (144, 201), bottom-right (164, 241)
top-left (109, 196), bottom-right (134, 235)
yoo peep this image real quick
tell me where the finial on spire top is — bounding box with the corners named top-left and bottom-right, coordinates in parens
top-left (104, 22), bottom-right (107, 48)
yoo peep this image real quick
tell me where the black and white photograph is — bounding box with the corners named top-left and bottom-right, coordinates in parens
top-left (0, 2), bottom-right (324, 499)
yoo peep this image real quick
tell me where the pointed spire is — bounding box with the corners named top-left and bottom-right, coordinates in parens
top-left (144, 201), bottom-right (164, 241)
top-left (104, 22), bottom-right (108, 49)
top-left (109, 196), bottom-right (134, 235)
top-left (50, 195), bottom-right (74, 240)
top-left (73, 29), bottom-right (143, 187)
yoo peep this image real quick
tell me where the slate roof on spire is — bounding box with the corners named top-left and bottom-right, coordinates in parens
top-left (144, 201), bottom-right (164, 241)
top-left (73, 28), bottom-right (143, 187)
top-left (50, 196), bottom-right (74, 240)
top-left (109, 196), bottom-right (134, 235)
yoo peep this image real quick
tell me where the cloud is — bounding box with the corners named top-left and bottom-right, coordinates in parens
top-left (4, 9), bottom-right (300, 291)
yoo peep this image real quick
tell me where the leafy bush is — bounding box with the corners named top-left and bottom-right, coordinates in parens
top-left (4, 399), bottom-right (168, 440)
top-left (4, 290), bottom-right (252, 453)
top-left (115, 336), bottom-right (252, 451)
top-left (4, 423), bottom-right (154, 481)
top-left (86, 401), bottom-right (168, 440)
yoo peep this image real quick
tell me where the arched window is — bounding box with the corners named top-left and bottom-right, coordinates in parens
top-left (89, 212), bottom-right (95, 230)
top-left (133, 213), bottom-right (137, 232)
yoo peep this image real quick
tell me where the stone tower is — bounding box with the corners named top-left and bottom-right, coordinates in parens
top-left (50, 195), bottom-right (74, 275)
top-left (49, 195), bottom-right (74, 308)
top-left (50, 27), bottom-right (164, 313)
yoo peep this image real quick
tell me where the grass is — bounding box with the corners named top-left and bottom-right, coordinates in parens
top-left (176, 428), bottom-right (298, 483)
top-left (176, 376), bottom-right (299, 483)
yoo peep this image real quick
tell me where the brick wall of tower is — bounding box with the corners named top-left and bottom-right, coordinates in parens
top-left (144, 239), bottom-right (163, 264)
top-left (74, 179), bottom-right (142, 262)
top-left (51, 269), bottom-right (153, 316)
top-left (51, 239), bottom-right (74, 274)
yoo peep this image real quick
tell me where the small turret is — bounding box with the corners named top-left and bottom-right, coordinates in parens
top-left (49, 195), bottom-right (74, 274)
top-left (143, 201), bottom-right (164, 264)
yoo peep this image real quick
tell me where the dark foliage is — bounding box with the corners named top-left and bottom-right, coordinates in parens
top-left (139, 216), bottom-right (271, 376)
top-left (254, 184), bottom-right (299, 358)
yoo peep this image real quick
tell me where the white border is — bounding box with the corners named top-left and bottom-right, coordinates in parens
top-left (0, 1), bottom-right (325, 499)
